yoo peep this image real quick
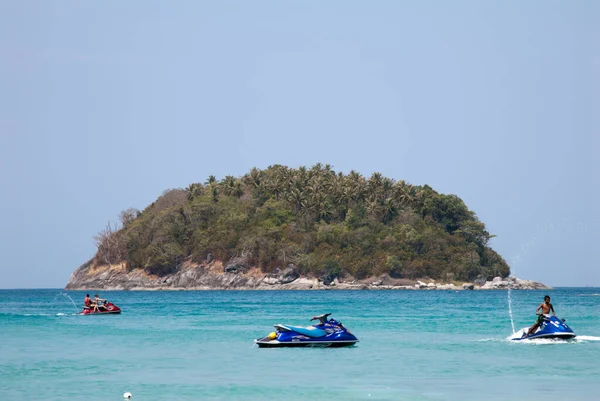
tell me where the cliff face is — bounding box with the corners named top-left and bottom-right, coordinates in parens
top-left (65, 259), bottom-right (550, 291)
top-left (66, 259), bottom-right (361, 290)
top-left (66, 259), bottom-right (339, 290)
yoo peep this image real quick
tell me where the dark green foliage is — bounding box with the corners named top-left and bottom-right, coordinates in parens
top-left (321, 259), bottom-right (343, 285)
top-left (94, 165), bottom-right (510, 280)
top-left (386, 255), bottom-right (403, 278)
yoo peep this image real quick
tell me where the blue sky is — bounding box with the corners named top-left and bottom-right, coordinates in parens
top-left (0, 1), bottom-right (598, 288)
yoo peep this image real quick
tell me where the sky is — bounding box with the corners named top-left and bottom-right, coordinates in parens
top-left (0, 1), bottom-right (598, 288)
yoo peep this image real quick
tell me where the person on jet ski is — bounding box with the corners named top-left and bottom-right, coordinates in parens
top-left (83, 294), bottom-right (92, 310)
top-left (91, 294), bottom-right (105, 312)
top-left (523, 295), bottom-right (555, 338)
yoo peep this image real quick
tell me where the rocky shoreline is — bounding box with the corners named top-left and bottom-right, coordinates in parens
top-left (65, 259), bottom-right (551, 291)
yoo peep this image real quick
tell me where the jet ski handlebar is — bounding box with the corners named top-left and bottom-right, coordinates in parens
top-left (311, 313), bottom-right (332, 323)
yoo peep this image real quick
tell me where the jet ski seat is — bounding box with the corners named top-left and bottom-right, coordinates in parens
top-left (274, 324), bottom-right (327, 338)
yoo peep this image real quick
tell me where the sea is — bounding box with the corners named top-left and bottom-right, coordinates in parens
top-left (1, 288), bottom-right (599, 401)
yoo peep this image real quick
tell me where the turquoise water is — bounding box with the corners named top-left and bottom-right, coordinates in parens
top-left (1, 288), bottom-right (599, 400)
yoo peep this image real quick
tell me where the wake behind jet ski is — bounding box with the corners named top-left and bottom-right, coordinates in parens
top-left (513, 315), bottom-right (576, 340)
top-left (255, 313), bottom-right (358, 348)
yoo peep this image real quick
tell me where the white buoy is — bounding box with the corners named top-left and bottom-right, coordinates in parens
top-left (123, 392), bottom-right (132, 399)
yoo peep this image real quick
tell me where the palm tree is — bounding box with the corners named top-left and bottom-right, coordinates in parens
top-left (367, 172), bottom-right (384, 201)
top-left (317, 199), bottom-right (334, 222)
top-left (220, 175), bottom-right (238, 196)
top-left (268, 165), bottom-right (291, 199)
top-left (381, 197), bottom-right (398, 224)
top-left (297, 166), bottom-right (308, 185)
top-left (413, 189), bottom-right (428, 217)
top-left (329, 174), bottom-right (349, 220)
top-left (346, 170), bottom-right (366, 204)
top-left (232, 181), bottom-right (244, 198)
top-left (243, 167), bottom-right (263, 188)
top-left (287, 187), bottom-right (307, 214)
top-left (382, 177), bottom-right (395, 199)
top-left (186, 183), bottom-right (204, 201)
top-left (366, 198), bottom-right (382, 220)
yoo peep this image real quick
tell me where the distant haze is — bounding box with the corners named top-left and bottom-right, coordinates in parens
top-left (0, 1), bottom-right (598, 288)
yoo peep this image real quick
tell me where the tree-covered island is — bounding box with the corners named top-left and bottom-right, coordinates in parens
top-left (67, 164), bottom-right (516, 290)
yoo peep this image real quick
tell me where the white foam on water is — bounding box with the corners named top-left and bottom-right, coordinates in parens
top-left (22, 313), bottom-right (52, 317)
top-left (505, 329), bottom-right (600, 344)
top-left (473, 338), bottom-right (504, 343)
top-left (522, 338), bottom-right (569, 345)
top-left (505, 328), bottom-right (568, 344)
top-left (508, 335), bottom-right (572, 345)
top-left (466, 319), bottom-right (600, 344)
top-left (575, 335), bottom-right (600, 342)
top-left (506, 328), bottom-right (528, 341)
top-left (14, 312), bottom-right (76, 317)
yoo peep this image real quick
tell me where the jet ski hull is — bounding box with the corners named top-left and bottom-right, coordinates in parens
top-left (79, 310), bottom-right (121, 315)
top-left (513, 316), bottom-right (576, 341)
top-left (255, 339), bottom-right (358, 348)
top-left (79, 302), bottom-right (121, 315)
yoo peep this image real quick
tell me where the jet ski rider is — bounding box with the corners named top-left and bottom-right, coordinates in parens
top-left (523, 295), bottom-right (555, 338)
top-left (83, 294), bottom-right (92, 310)
top-left (91, 294), bottom-right (105, 312)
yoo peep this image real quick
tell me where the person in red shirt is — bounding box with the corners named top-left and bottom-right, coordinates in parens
top-left (83, 294), bottom-right (92, 310)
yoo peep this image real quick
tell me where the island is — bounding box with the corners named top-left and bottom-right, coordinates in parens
top-left (66, 164), bottom-right (549, 291)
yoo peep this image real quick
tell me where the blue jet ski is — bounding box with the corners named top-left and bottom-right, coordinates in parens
top-left (255, 313), bottom-right (359, 348)
top-left (514, 315), bottom-right (576, 341)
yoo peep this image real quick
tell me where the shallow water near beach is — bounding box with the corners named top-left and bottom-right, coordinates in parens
top-left (1, 288), bottom-right (599, 400)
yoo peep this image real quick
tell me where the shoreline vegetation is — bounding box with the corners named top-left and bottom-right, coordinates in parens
top-left (67, 164), bottom-right (547, 290)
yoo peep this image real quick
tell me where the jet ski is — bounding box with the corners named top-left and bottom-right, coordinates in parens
top-left (79, 300), bottom-right (121, 315)
top-left (255, 313), bottom-right (358, 348)
top-left (514, 315), bottom-right (576, 340)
